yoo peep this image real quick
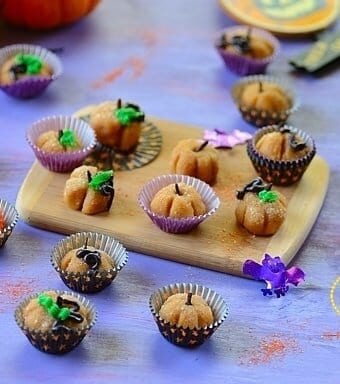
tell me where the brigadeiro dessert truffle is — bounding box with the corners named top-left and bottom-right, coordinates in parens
top-left (247, 124), bottom-right (316, 186)
top-left (26, 115), bottom-right (96, 173)
top-left (15, 290), bottom-right (96, 354)
top-left (215, 26), bottom-right (279, 76)
top-left (0, 44), bottom-right (62, 98)
top-left (64, 166), bottom-right (114, 215)
top-left (138, 174), bottom-right (220, 234)
top-left (149, 283), bottom-right (228, 347)
top-left (51, 232), bottom-right (128, 293)
top-left (232, 75), bottom-right (298, 127)
top-left (170, 139), bottom-right (219, 185)
top-left (89, 99), bottom-right (145, 152)
top-left (235, 177), bottom-right (287, 236)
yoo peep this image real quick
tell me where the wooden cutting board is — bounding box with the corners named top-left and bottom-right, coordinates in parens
top-left (16, 118), bottom-right (329, 277)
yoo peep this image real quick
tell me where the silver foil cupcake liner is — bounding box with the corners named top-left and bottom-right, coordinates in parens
top-left (149, 283), bottom-right (228, 348)
top-left (215, 26), bottom-right (280, 76)
top-left (247, 124), bottom-right (316, 186)
top-left (232, 75), bottom-right (300, 128)
top-left (0, 199), bottom-right (19, 247)
top-left (51, 232), bottom-right (128, 293)
top-left (27, 115), bottom-right (97, 173)
top-left (0, 44), bottom-right (62, 99)
top-left (138, 174), bottom-right (220, 234)
top-left (15, 290), bottom-right (97, 354)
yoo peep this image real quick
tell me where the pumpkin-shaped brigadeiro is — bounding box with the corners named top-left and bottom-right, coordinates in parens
top-left (150, 182), bottom-right (206, 218)
top-left (90, 99), bottom-right (145, 152)
top-left (241, 81), bottom-right (290, 113)
top-left (0, 53), bottom-right (53, 86)
top-left (36, 129), bottom-right (81, 153)
top-left (159, 292), bottom-right (214, 329)
top-left (256, 125), bottom-right (309, 161)
top-left (64, 165), bottom-right (114, 215)
top-left (235, 177), bottom-right (287, 236)
top-left (170, 139), bottom-right (219, 185)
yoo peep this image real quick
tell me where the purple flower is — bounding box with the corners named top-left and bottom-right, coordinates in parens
top-left (243, 253), bottom-right (305, 298)
top-left (203, 129), bottom-right (252, 148)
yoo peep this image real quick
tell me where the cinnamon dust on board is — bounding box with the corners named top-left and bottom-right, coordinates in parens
top-left (0, 278), bottom-right (36, 310)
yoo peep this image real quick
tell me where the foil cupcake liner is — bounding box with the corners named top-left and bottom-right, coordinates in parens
top-left (51, 232), bottom-right (128, 293)
top-left (215, 26), bottom-right (280, 76)
top-left (149, 283), bottom-right (228, 348)
top-left (232, 75), bottom-right (299, 128)
top-left (247, 124), bottom-right (316, 186)
top-left (138, 174), bottom-right (220, 234)
top-left (0, 44), bottom-right (62, 99)
top-left (27, 115), bottom-right (97, 173)
top-left (0, 199), bottom-right (19, 248)
top-left (15, 290), bottom-right (97, 354)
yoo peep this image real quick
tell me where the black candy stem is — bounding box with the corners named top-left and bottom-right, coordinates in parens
top-left (84, 237), bottom-right (88, 250)
top-left (195, 140), bottom-right (209, 152)
top-left (117, 99), bottom-right (122, 108)
top-left (87, 170), bottom-right (92, 183)
top-left (259, 81), bottom-right (263, 93)
top-left (175, 183), bottom-right (182, 196)
top-left (186, 292), bottom-right (193, 306)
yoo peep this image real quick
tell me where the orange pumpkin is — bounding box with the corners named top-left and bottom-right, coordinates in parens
top-left (0, 0), bottom-right (100, 30)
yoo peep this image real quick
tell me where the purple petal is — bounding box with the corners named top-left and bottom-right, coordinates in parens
top-left (203, 129), bottom-right (252, 148)
top-left (243, 259), bottom-right (263, 279)
top-left (286, 267), bottom-right (305, 286)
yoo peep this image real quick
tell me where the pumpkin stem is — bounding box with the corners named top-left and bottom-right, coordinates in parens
top-left (117, 99), bottom-right (122, 109)
top-left (87, 170), bottom-right (92, 183)
top-left (195, 140), bottom-right (209, 152)
top-left (58, 130), bottom-right (63, 140)
top-left (186, 292), bottom-right (193, 306)
top-left (84, 236), bottom-right (88, 250)
top-left (175, 183), bottom-right (182, 196)
top-left (259, 81), bottom-right (263, 93)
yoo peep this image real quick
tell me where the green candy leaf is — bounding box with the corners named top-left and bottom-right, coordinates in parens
top-left (88, 170), bottom-right (114, 191)
top-left (258, 190), bottom-right (279, 203)
top-left (58, 129), bottom-right (78, 148)
top-left (115, 106), bottom-right (144, 126)
top-left (15, 53), bottom-right (42, 75)
top-left (37, 293), bottom-right (71, 322)
top-left (58, 307), bottom-right (71, 321)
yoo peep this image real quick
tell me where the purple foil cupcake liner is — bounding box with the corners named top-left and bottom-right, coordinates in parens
top-left (27, 115), bottom-right (97, 173)
top-left (247, 124), bottom-right (316, 186)
top-left (138, 174), bottom-right (220, 234)
top-left (15, 290), bottom-right (97, 354)
top-left (149, 283), bottom-right (228, 348)
top-left (215, 26), bottom-right (280, 76)
top-left (0, 199), bottom-right (19, 247)
top-left (0, 44), bottom-right (62, 99)
top-left (51, 232), bottom-right (128, 293)
top-left (232, 75), bottom-right (300, 128)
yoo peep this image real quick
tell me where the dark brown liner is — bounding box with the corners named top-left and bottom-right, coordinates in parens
top-left (51, 232), bottom-right (128, 293)
top-left (247, 124), bottom-right (316, 186)
top-left (232, 75), bottom-right (299, 128)
top-left (0, 199), bottom-right (19, 247)
top-left (14, 290), bottom-right (97, 354)
top-left (149, 283), bottom-right (228, 348)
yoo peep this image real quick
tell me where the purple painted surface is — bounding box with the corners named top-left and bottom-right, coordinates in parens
top-left (0, 1), bottom-right (339, 383)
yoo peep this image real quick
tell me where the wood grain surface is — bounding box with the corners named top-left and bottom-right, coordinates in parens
top-left (16, 117), bottom-right (329, 276)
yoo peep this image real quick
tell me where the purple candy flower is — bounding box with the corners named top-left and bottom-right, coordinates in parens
top-left (203, 129), bottom-right (252, 148)
top-left (243, 253), bottom-right (305, 298)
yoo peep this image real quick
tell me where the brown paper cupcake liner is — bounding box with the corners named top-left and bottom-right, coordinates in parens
top-left (247, 124), bottom-right (316, 186)
top-left (232, 75), bottom-right (299, 128)
top-left (0, 199), bottom-right (19, 247)
top-left (26, 115), bottom-right (97, 173)
top-left (0, 44), bottom-right (62, 99)
top-left (51, 232), bottom-right (128, 293)
top-left (149, 283), bottom-right (228, 348)
top-left (138, 174), bottom-right (220, 234)
top-left (15, 290), bottom-right (97, 354)
top-left (216, 26), bottom-right (280, 76)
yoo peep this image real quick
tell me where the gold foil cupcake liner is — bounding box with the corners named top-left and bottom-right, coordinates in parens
top-left (149, 283), bottom-right (228, 348)
top-left (247, 124), bottom-right (316, 186)
top-left (232, 75), bottom-right (299, 128)
top-left (51, 232), bottom-right (128, 293)
top-left (0, 199), bottom-right (19, 247)
top-left (15, 290), bottom-right (97, 354)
